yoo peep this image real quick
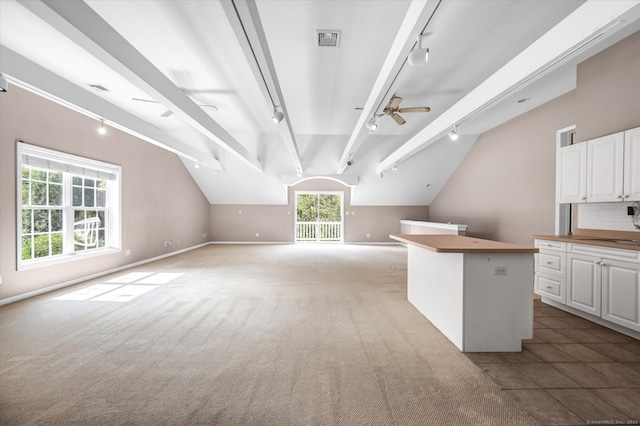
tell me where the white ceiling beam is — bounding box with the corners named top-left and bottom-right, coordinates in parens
top-left (1, 45), bottom-right (223, 170)
top-left (336, 0), bottom-right (439, 174)
top-left (376, 0), bottom-right (640, 175)
top-left (222, 0), bottom-right (303, 174)
top-left (18, 0), bottom-right (263, 173)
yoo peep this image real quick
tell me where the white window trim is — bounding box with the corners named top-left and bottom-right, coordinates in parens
top-left (16, 142), bottom-right (122, 270)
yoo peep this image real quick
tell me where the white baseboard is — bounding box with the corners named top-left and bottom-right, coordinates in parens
top-left (0, 243), bottom-right (209, 307)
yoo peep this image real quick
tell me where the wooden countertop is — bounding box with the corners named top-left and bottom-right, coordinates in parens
top-left (390, 234), bottom-right (538, 254)
top-left (533, 235), bottom-right (640, 251)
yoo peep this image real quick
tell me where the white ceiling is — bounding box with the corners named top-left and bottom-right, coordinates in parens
top-left (2, 0), bottom-right (640, 205)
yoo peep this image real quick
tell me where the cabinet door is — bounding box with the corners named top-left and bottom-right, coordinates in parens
top-left (586, 132), bottom-right (624, 202)
top-left (601, 259), bottom-right (640, 332)
top-left (567, 253), bottom-right (601, 316)
top-left (557, 143), bottom-right (587, 203)
top-left (623, 127), bottom-right (640, 201)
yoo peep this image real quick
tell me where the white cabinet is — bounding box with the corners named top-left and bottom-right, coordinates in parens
top-left (567, 253), bottom-right (601, 316)
top-left (556, 126), bottom-right (640, 203)
top-left (534, 240), bottom-right (566, 303)
top-left (586, 132), bottom-right (625, 202)
top-left (534, 239), bottom-right (640, 334)
top-left (623, 127), bottom-right (640, 201)
top-left (557, 143), bottom-right (587, 203)
top-left (602, 259), bottom-right (640, 331)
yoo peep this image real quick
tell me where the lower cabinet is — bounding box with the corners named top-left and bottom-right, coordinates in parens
top-left (602, 259), bottom-right (640, 331)
top-left (567, 253), bottom-right (601, 317)
top-left (535, 239), bottom-right (640, 334)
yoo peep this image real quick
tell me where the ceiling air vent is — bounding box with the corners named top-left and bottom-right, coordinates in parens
top-left (317, 30), bottom-right (340, 47)
top-left (89, 84), bottom-right (109, 92)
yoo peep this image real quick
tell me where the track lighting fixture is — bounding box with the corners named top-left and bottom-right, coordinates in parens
top-left (448, 125), bottom-right (459, 141)
top-left (408, 34), bottom-right (429, 66)
top-left (392, 163), bottom-right (398, 171)
top-left (97, 119), bottom-right (107, 135)
top-left (272, 106), bottom-right (284, 124)
top-left (366, 116), bottom-right (378, 132)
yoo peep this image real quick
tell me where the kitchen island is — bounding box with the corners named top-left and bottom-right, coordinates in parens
top-left (391, 234), bottom-right (538, 352)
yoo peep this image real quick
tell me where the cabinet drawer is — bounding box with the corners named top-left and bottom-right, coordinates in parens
top-left (535, 239), bottom-right (566, 252)
top-left (535, 274), bottom-right (565, 303)
top-left (536, 252), bottom-right (566, 277)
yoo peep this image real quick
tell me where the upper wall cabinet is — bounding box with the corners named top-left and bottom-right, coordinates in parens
top-left (557, 126), bottom-right (640, 203)
top-left (623, 127), bottom-right (640, 201)
top-left (586, 132), bottom-right (625, 202)
top-left (557, 143), bottom-right (587, 203)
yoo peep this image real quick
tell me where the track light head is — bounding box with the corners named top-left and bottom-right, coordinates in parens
top-left (448, 125), bottom-right (459, 141)
top-left (272, 106), bottom-right (284, 124)
top-left (366, 116), bottom-right (377, 132)
top-left (97, 119), bottom-right (107, 135)
top-left (408, 34), bottom-right (429, 66)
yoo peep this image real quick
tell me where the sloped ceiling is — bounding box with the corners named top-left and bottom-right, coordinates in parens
top-left (1, 0), bottom-right (640, 205)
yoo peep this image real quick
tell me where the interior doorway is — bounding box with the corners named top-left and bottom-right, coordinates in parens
top-left (295, 191), bottom-right (343, 243)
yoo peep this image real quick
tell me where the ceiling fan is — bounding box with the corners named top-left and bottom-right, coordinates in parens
top-left (131, 97), bottom-right (218, 117)
top-left (357, 95), bottom-right (430, 125)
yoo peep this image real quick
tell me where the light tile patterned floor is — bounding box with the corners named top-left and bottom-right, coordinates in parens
top-left (465, 299), bottom-right (640, 426)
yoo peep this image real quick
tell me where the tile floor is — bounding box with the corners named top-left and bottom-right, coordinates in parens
top-left (465, 299), bottom-right (640, 426)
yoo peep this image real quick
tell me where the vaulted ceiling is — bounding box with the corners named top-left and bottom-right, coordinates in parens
top-left (2, 1), bottom-right (639, 205)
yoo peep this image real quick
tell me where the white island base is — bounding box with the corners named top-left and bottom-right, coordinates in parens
top-left (392, 234), bottom-right (537, 352)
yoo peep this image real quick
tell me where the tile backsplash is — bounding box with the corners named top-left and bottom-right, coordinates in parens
top-left (577, 201), bottom-right (640, 232)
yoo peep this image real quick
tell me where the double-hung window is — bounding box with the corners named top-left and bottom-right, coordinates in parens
top-left (17, 142), bottom-right (121, 270)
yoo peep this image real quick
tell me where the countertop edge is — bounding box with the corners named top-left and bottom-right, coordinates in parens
top-left (391, 234), bottom-right (538, 254)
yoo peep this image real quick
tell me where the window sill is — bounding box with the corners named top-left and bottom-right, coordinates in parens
top-left (18, 247), bottom-right (121, 271)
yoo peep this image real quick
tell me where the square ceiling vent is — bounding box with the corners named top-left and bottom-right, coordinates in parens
top-left (317, 30), bottom-right (340, 47)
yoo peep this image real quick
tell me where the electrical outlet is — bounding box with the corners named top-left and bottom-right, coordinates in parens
top-left (125, 249), bottom-right (131, 256)
top-left (255, 233), bottom-right (260, 237)
top-left (0, 275), bottom-right (2, 284)
top-left (495, 266), bottom-right (508, 276)
top-left (366, 233), bottom-right (371, 238)
top-left (202, 233), bottom-right (207, 238)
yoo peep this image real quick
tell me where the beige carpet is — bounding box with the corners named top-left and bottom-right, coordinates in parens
top-left (0, 244), bottom-right (537, 425)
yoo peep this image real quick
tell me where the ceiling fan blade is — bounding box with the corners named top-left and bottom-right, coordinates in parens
top-left (388, 96), bottom-right (403, 110)
top-left (199, 105), bottom-right (218, 112)
top-left (398, 107), bottom-right (431, 113)
top-left (391, 113), bottom-right (406, 125)
top-left (160, 110), bottom-right (173, 117)
top-left (355, 107), bottom-right (364, 110)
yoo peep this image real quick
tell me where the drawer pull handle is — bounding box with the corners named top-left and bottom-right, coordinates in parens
top-left (546, 286), bottom-right (552, 289)
top-left (546, 261), bottom-right (552, 264)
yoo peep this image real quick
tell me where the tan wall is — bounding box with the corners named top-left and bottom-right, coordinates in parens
top-left (210, 178), bottom-right (428, 242)
top-left (0, 87), bottom-right (211, 300)
top-left (429, 30), bottom-right (640, 246)
top-left (575, 30), bottom-right (640, 142)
